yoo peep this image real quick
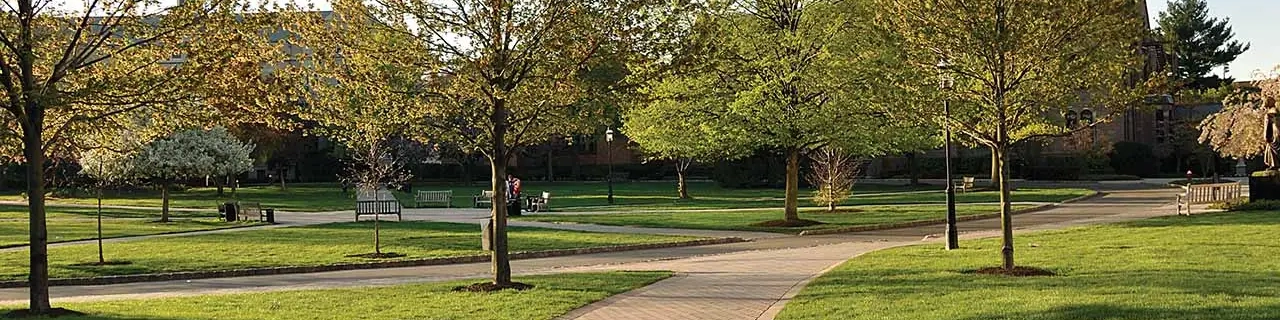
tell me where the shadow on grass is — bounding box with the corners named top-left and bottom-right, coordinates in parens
top-left (960, 304), bottom-right (1280, 320)
top-left (1119, 211), bottom-right (1280, 228)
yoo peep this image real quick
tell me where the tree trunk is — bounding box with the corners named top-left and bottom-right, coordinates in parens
top-left (546, 142), bottom-right (554, 182)
top-left (22, 117), bottom-right (52, 313)
top-left (374, 190), bottom-right (381, 254)
top-left (784, 148), bottom-right (800, 221)
top-left (216, 176), bottom-right (225, 197)
top-left (906, 152), bottom-right (916, 185)
top-left (996, 145), bottom-right (1015, 270)
top-left (160, 183), bottom-right (171, 223)
top-left (677, 168), bottom-right (690, 200)
top-left (489, 99), bottom-right (512, 286)
top-left (990, 149), bottom-right (998, 183)
top-left (97, 186), bottom-right (104, 264)
top-left (279, 167), bottom-right (287, 190)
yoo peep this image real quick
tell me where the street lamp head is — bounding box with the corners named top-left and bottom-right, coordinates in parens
top-left (936, 58), bottom-right (954, 90)
top-left (605, 128), bottom-right (615, 142)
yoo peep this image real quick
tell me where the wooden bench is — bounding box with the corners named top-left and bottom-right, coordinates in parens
top-left (415, 190), bottom-right (453, 208)
top-left (954, 176), bottom-right (975, 193)
top-left (473, 190), bottom-right (494, 208)
top-left (1177, 182), bottom-right (1243, 215)
top-left (525, 192), bottom-right (552, 213)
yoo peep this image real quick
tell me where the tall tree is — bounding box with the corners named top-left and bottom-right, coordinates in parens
top-left (623, 96), bottom-right (751, 199)
top-left (873, 0), bottom-right (1146, 271)
top-left (287, 0), bottom-right (672, 288)
top-left (640, 0), bottom-right (918, 224)
top-left (1157, 0), bottom-right (1249, 88)
top-left (0, 0), bottom-right (262, 314)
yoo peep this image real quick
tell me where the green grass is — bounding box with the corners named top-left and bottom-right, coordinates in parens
top-left (0, 219), bottom-right (247, 247)
top-left (518, 204), bottom-right (1034, 233)
top-left (0, 205), bottom-right (214, 220)
top-left (776, 211), bottom-right (1280, 320)
top-left (0, 182), bottom-right (945, 212)
top-left (0, 221), bottom-right (699, 281)
top-left (0, 184), bottom-right (361, 212)
top-left (0, 205), bottom-right (245, 247)
top-left (0, 271), bottom-right (672, 320)
top-left (560, 188), bottom-right (1093, 213)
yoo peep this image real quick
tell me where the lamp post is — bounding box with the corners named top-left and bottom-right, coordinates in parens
top-left (938, 59), bottom-right (959, 250)
top-left (606, 128), bottom-right (615, 205)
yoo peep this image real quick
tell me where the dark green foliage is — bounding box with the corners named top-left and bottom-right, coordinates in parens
top-left (1209, 199), bottom-right (1280, 211)
top-left (1110, 142), bottom-right (1159, 177)
top-left (711, 150), bottom-right (787, 188)
top-left (1157, 0), bottom-right (1249, 88)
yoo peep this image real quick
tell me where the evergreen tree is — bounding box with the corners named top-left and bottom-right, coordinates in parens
top-left (1157, 0), bottom-right (1249, 88)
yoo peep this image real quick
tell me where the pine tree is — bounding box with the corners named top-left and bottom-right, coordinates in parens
top-left (1157, 0), bottom-right (1250, 88)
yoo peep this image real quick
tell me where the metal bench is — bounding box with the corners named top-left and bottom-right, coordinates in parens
top-left (473, 190), bottom-right (494, 208)
top-left (525, 191), bottom-right (551, 213)
top-left (1177, 182), bottom-right (1243, 215)
top-left (415, 190), bottom-right (453, 208)
top-left (356, 189), bottom-right (402, 221)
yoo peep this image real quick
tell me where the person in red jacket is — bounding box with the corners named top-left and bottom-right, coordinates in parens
top-left (506, 174), bottom-right (523, 216)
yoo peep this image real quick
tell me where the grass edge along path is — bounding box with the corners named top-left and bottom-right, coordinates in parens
top-left (518, 204), bottom-right (1037, 234)
top-left (0, 271), bottom-right (673, 320)
top-left (0, 221), bottom-right (703, 282)
top-left (0, 220), bottom-right (261, 249)
top-left (775, 211), bottom-right (1280, 320)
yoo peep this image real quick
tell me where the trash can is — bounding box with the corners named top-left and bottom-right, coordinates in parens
top-left (223, 202), bottom-right (238, 222)
top-left (481, 218), bottom-right (493, 251)
top-left (507, 199), bottom-right (522, 216)
top-left (264, 208), bottom-right (275, 224)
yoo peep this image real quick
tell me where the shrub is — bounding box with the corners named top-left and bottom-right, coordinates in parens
top-left (1079, 174), bottom-right (1142, 181)
top-left (1109, 142), bottom-right (1158, 177)
top-left (1209, 199), bottom-right (1280, 211)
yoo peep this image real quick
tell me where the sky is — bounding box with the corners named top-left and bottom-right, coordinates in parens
top-left (1147, 0), bottom-right (1279, 80)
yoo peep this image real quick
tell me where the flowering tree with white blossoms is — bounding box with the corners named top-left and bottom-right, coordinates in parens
top-left (90, 127), bottom-right (255, 222)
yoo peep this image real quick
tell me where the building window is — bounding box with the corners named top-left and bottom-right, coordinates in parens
top-left (1065, 111), bottom-right (1078, 128)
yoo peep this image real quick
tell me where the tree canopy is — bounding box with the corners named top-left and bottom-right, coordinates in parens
top-left (1157, 0), bottom-right (1249, 87)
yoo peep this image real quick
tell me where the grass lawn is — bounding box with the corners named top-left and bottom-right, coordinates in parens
top-left (0, 221), bottom-right (699, 281)
top-left (0, 181), bottom-right (945, 213)
top-left (559, 188), bottom-right (1094, 212)
top-left (0, 271), bottom-right (671, 320)
top-left (0, 205), bottom-right (245, 247)
top-left (518, 204), bottom-right (1034, 234)
top-left (776, 211), bottom-right (1280, 320)
top-left (0, 219), bottom-right (246, 248)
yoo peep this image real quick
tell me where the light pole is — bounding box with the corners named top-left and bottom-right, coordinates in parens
top-left (939, 59), bottom-right (959, 250)
top-left (606, 128), bottom-right (615, 205)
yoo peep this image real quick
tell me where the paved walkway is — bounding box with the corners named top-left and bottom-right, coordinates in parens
top-left (0, 187), bottom-right (1192, 317)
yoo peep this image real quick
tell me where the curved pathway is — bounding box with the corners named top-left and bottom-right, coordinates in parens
top-left (0, 187), bottom-right (1195, 315)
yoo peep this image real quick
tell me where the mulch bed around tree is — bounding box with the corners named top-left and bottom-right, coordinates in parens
top-left (452, 282), bottom-right (535, 292)
top-left (966, 266), bottom-right (1056, 277)
top-left (2, 308), bottom-right (85, 319)
top-left (67, 261), bottom-right (133, 267)
top-left (345, 252), bottom-right (407, 259)
top-left (750, 219), bottom-right (824, 228)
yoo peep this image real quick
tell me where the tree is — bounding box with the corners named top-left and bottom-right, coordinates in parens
top-left (1157, 0), bottom-right (1249, 88)
top-left (1200, 67), bottom-right (1279, 162)
top-left (78, 148), bottom-right (138, 266)
top-left (873, 0), bottom-right (1145, 271)
top-left (286, 0), bottom-right (672, 289)
top-left (0, 0), bottom-right (265, 313)
top-left (133, 127), bottom-right (255, 222)
top-left (805, 147), bottom-right (860, 212)
top-left (623, 97), bottom-right (750, 199)
top-left (345, 137), bottom-right (411, 257)
top-left (641, 0), bottom-right (919, 225)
